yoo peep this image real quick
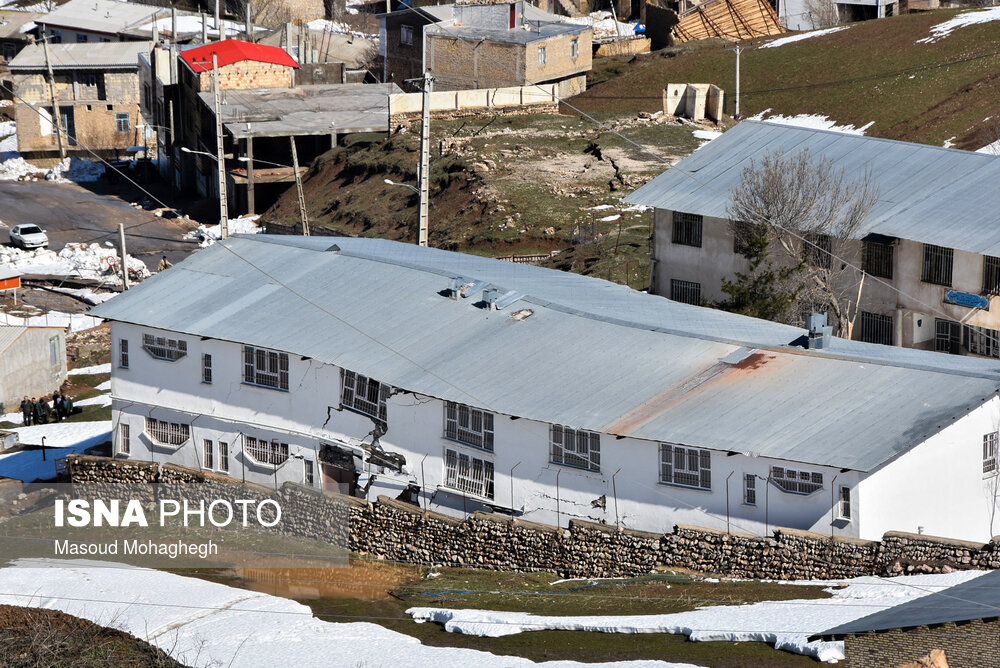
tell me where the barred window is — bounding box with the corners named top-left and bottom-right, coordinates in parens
top-left (444, 402), bottom-right (494, 451)
top-left (244, 436), bottom-right (289, 466)
top-left (935, 319), bottom-right (961, 355)
top-left (859, 311), bottom-right (893, 346)
top-left (733, 220), bottom-right (763, 256)
top-left (400, 24), bottom-right (413, 46)
top-left (118, 423), bottom-right (130, 454)
top-left (743, 473), bottom-right (756, 505)
top-left (966, 325), bottom-right (1000, 359)
top-left (805, 233), bottom-right (832, 269)
top-left (145, 417), bottom-right (189, 446)
top-left (985, 433), bottom-right (998, 475)
top-left (243, 345), bottom-right (288, 390)
top-left (985, 256), bottom-right (1000, 295)
top-left (770, 466), bottom-right (823, 495)
top-left (838, 485), bottom-right (851, 520)
top-left (203, 439), bottom-right (214, 469)
top-left (922, 244), bottom-right (953, 287)
top-left (672, 212), bottom-right (702, 247)
top-left (862, 239), bottom-right (894, 279)
top-left (550, 425), bottom-right (600, 472)
top-left (119, 338), bottom-right (129, 368)
top-left (143, 333), bottom-right (187, 361)
top-left (670, 279), bottom-right (701, 305)
top-left (660, 444), bottom-right (711, 490)
top-left (444, 448), bottom-right (495, 500)
top-left (304, 459), bottom-right (314, 485)
top-left (219, 441), bottom-right (229, 473)
top-left (202, 354), bottom-right (212, 383)
top-left (342, 370), bottom-right (390, 424)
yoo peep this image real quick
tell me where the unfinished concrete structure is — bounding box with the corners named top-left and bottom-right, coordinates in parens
top-left (663, 83), bottom-right (723, 123)
top-left (0, 326), bottom-right (67, 412)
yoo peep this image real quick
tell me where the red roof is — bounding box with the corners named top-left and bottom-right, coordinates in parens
top-left (181, 40), bottom-right (299, 73)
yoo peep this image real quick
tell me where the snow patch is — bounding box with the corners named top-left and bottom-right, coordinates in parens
top-left (0, 422), bottom-right (111, 481)
top-left (599, 214), bottom-right (621, 222)
top-left (692, 129), bottom-right (722, 142)
top-left (305, 18), bottom-right (377, 39)
top-left (74, 394), bottom-right (112, 408)
top-left (760, 26), bottom-right (849, 48)
top-left (186, 214), bottom-right (262, 246)
top-left (563, 11), bottom-right (638, 40)
top-left (918, 6), bottom-right (1000, 43)
top-left (69, 363), bottom-right (111, 376)
top-left (976, 138), bottom-right (1000, 155)
top-left (0, 155), bottom-right (106, 183)
top-left (751, 110), bottom-right (873, 135)
top-left (0, 310), bottom-right (103, 332)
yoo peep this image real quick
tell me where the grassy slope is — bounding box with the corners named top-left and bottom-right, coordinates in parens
top-left (577, 9), bottom-right (1000, 148)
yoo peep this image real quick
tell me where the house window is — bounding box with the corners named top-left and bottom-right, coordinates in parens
top-left (538, 46), bottom-right (547, 65)
top-left (984, 256), bottom-right (1000, 295)
top-left (550, 425), bottom-right (600, 472)
top-left (49, 335), bottom-right (60, 366)
top-left (770, 466), bottom-right (823, 495)
top-left (922, 244), bottom-right (953, 286)
top-left (935, 318), bottom-right (961, 355)
top-left (76, 33), bottom-right (88, 42)
top-left (3, 43), bottom-right (15, 62)
top-left (984, 433), bottom-right (997, 475)
top-left (219, 441), bottom-right (229, 473)
top-left (570, 38), bottom-right (578, 58)
top-left (671, 211), bottom-right (702, 247)
top-left (670, 279), bottom-right (701, 305)
top-left (862, 239), bottom-right (894, 279)
top-left (660, 444), bottom-right (711, 490)
top-left (145, 417), bottom-right (190, 446)
top-left (805, 233), bottom-right (832, 269)
top-left (142, 333), bottom-right (187, 360)
top-left (858, 311), bottom-right (893, 346)
top-left (118, 423), bottom-right (130, 454)
top-left (202, 353), bottom-right (212, 383)
top-left (400, 25), bottom-right (413, 46)
top-left (966, 325), bottom-right (1000, 359)
top-left (732, 220), bottom-right (760, 255)
top-left (115, 112), bottom-right (130, 134)
top-left (119, 338), bottom-right (129, 368)
top-left (444, 448), bottom-right (495, 499)
top-left (444, 401), bottom-right (494, 451)
top-left (243, 345), bottom-right (289, 390)
top-left (341, 370), bottom-right (390, 423)
top-left (50, 30), bottom-right (62, 43)
top-left (143, 83), bottom-right (151, 111)
top-left (203, 439), bottom-right (214, 469)
top-left (743, 473), bottom-right (756, 506)
top-left (838, 486), bottom-right (851, 520)
top-left (304, 459), bottom-right (314, 485)
top-left (244, 436), bottom-right (289, 466)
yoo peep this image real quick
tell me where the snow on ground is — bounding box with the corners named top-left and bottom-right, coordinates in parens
top-left (0, 560), bottom-right (696, 668)
top-left (69, 363), bottom-right (111, 375)
top-left (186, 214), bottom-right (262, 246)
top-left (0, 310), bottom-right (103, 332)
top-left (48, 286), bottom-right (118, 306)
top-left (563, 11), bottom-right (638, 40)
top-left (74, 394), bottom-right (112, 408)
top-left (305, 18), bottom-right (377, 39)
top-left (750, 109), bottom-right (874, 135)
top-left (760, 26), bottom-right (849, 48)
top-left (0, 155), bottom-right (106, 183)
top-left (976, 138), bottom-right (1000, 155)
top-left (407, 571), bottom-right (988, 663)
top-left (0, 242), bottom-right (148, 283)
top-left (0, 422), bottom-right (111, 481)
top-left (95, 380), bottom-right (111, 391)
top-left (599, 214), bottom-right (621, 222)
top-left (0, 120), bottom-right (16, 156)
top-left (918, 6), bottom-right (1000, 43)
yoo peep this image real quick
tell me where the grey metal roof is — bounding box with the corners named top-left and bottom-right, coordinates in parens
top-left (198, 83), bottom-right (399, 138)
top-left (0, 11), bottom-right (41, 40)
top-left (426, 19), bottom-right (588, 43)
top-left (626, 120), bottom-right (1000, 257)
top-left (90, 236), bottom-right (1000, 472)
top-left (0, 326), bottom-right (25, 354)
top-left (36, 0), bottom-right (160, 34)
top-left (9, 40), bottom-right (150, 69)
top-left (815, 570), bottom-right (1000, 639)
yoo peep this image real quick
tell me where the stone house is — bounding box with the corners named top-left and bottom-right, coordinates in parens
top-left (627, 120), bottom-right (1000, 358)
top-left (0, 10), bottom-right (41, 98)
top-left (9, 41), bottom-right (151, 159)
top-left (91, 235), bottom-right (1000, 544)
top-left (0, 325), bottom-right (67, 412)
top-left (380, 1), bottom-right (591, 97)
top-left (814, 569), bottom-right (1000, 667)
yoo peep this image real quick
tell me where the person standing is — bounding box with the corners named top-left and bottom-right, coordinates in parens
top-left (61, 391), bottom-right (73, 417)
top-left (52, 392), bottom-right (63, 422)
top-left (19, 397), bottom-right (32, 426)
top-left (32, 397), bottom-right (45, 425)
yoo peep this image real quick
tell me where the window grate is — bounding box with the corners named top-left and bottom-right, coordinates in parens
top-left (119, 423), bottom-right (130, 454)
top-left (202, 353), bottom-right (212, 383)
top-left (966, 325), bottom-right (1000, 359)
top-left (444, 448), bottom-right (495, 499)
top-left (342, 370), bottom-right (390, 424)
top-left (985, 433), bottom-right (998, 475)
top-left (862, 240), bottom-right (894, 279)
top-left (304, 460), bottom-right (314, 485)
top-left (243, 345), bottom-right (288, 390)
top-left (805, 233), bottom-right (832, 269)
top-left (550, 426), bottom-right (600, 472)
top-left (935, 319), bottom-right (961, 355)
top-left (859, 311), bottom-right (893, 346)
top-left (444, 402), bottom-right (494, 451)
top-left (770, 466), bottom-right (823, 495)
top-left (203, 439), bottom-right (214, 469)
top-left (985, 256), bottom-right (1000, 295)
top-left (219, 442), bottom-right (229, 473)
top-left (670, 279), bottom-right (701, 305)
top-left (244, 436), bottom-right (289, 466)
top-left (672, 212), bottom-right (703, 247)
top-left (838, 486), bottom-right (851, 520)
top-left (743, 473), bottom-right (756, 505)
top-left (660, 444), bottom-right (711, 490)
top-left (145, 418), bottom-right (189, 446)
top-left (119, 338), bottom-right (129, 368)
top-left (922, 244), bottom-right (954, 286)
top-left (143, 333), bottom-right (186, 361)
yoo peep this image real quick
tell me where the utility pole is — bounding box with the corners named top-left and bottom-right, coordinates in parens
top-left (417, 69), bottom-right (433, 247)
top-left (214, 0), bottom-right (220, 41)
top-left (245, 0), bottom-right (253, 41)
top-left (728, 42), bottom-right (753, 119)
top-left (42, 37), bottom-right (66, 160)
top-left (212, 53), bottom-right (229, 239)
top-left (118, 223), bottom-right (130, 290)
top-left (289, 137), bottom-right (309, 235)
top-left (246, 136), bottom-right (255, 214)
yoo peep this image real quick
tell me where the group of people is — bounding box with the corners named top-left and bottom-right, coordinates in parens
top-left (19, 392), bottom-right (74, 426)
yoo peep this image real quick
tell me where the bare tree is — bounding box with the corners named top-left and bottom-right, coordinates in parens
top-left (803, 0), bottom-right (840, 28)
top-left (726, 147), bottom-right (879, 336)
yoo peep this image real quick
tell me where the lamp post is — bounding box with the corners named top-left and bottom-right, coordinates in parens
top-left (384, 179), bottom-right (429, 246)
top-left (238, 156), bottom-right (309, 236)
top-left (180, 146), bottom-right (228, 238)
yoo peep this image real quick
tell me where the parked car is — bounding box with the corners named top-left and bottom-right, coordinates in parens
top-left (9, 224), bottom-right (48, 250)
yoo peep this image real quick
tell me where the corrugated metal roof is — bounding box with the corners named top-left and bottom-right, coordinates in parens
top-left (0, 11), bottom-right (41, 40)
top-left (9, 41), bottom-right (150, 69)
top-left (626, 120), bottom-right (1000, 257)
top-left (90, 236), bottom-right (1000, 472)
top-left (37, 0), bottom-right (160, 34)
top-left (815, 570), bottom-right (1000, 639)
top-left (0, 326), bottom-right (26, 354)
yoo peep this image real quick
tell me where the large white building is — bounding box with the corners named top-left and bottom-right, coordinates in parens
top-left (92, 236), bottom-right (1000, 542)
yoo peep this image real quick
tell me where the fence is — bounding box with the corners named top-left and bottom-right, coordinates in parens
top-left (388, 84), bottom-right (559, 118)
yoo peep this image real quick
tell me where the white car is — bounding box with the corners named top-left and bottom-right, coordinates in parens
top-left (9, 224), bottom-right (48, 250)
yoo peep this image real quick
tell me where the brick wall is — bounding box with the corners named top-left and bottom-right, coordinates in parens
top-left (523, 29), bottom-right (592, 86)
top-left (196, 61), bottom-right (295, 92)
top-left (15, 100), bottom-right (142, 153)
top-left (845, 619), bottom-right (1000, 668)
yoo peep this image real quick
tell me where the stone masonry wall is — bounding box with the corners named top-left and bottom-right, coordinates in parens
top-left (197, 61), bottom-right (295, 92)
top-left (68, 455), bottom-right (1000, 579)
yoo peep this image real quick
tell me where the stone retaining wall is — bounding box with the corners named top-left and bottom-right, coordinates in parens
top-left (67, 455), bottom-right (1000, 579)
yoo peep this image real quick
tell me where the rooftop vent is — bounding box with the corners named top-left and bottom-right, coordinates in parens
top-left (805, 312), bottom-right (832, 350)
top-left (449, 277), bottom-right (486, 300)
top-left (482, 287), bottom-right (521, 310)
top-left (510, 308), bottom-right (533, 321)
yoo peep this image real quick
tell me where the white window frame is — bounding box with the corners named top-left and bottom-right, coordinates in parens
top-left (985, 432), bottom-right (998, 476)
top-left (243, 345), bottom-right (289, 391)
top-left (142, 333), bottom-right (187, 361)
top-left (304, 459), bottom-right (314, 486)
top-left (203, 439), bottom-right (214, 469)
top-left (202, 353), bottom-right (212, 383)
top-left (145, 417), bottom-right (190, 447)
top-left (119, 338), bottom-right (129, 368)
top-left (837, 485), bottom-right (852, 521)
top-left (118, 423), bottom-right (130, 455)
top-left (770, 466), bottom-right (824, 495)
top-left (659, 443), bottom-right (711, 490)
top-left (443, 447), bottom-right (495, 500)
top-left (341, 369), bottom-right (391, 424)
top-left (400, 24), bottom-right (414, 46)
top-left (219, 441), bottom-right (229, 473)
top-left (743, 473), bottom-right (756, 506)
top-left (550, 425), bottom-right (600, 472)
top-left (244, 436), bottom-right (289, 466)
top-left (570, 38), bottom-right (578, 58)
top-left (538, 45), bottom-right (547, 66)
top-left (444, 401), bottom-right (494, 451)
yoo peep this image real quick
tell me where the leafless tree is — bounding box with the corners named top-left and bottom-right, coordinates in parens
top-left (727, 147), bottom-right (879, 336)
top-left (803, 0), bottom-right (840, 28)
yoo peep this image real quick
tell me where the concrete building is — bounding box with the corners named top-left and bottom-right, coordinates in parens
top-left (91, 236), bottom-right (1000, 543)
top-left (627, 120), bottom-right (1000, 358)
top-left (9, 41), bottom-right (151, 159)
top-left (0, 11), bottom-right (41, 98)
top-left (35, 0), bottom-right (160, 45)
top-left (380, 1), bottom-right (591, 97)
top-left (0, 325), bottom-right (67, 412)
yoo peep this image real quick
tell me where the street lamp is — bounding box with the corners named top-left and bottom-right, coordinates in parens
top-left (384, 178), bottom-right (419, 195)
top-left (181, 146), bottom-right (217, 160)
top-left (181, 147), bottom-right (228, 239)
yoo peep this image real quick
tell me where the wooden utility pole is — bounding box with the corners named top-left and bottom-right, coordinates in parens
top-left (289, 137), bottom-right (309, 235)
top-left (212, 53), bottom-right (229, 239)
top-left (118, 223), bottom-right (130, 290)
top-left (417, 70), bottom-right (433, 247)
top-left (42, 37), bottom-right (66, 160)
